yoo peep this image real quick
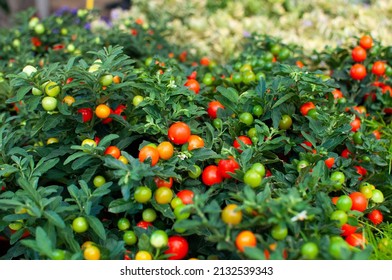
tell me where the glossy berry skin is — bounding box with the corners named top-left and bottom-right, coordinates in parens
top-left (165, 236), bottom-right (189, 260)
top-left (217, 157), bottom-right (240, 179)
top-left (349, 192), bottom-right (368, 212)
top-left (78, 108), bottom-right (93, 122)
top-left (367, 209), bottom-right (383, 225)
top-left (168, 122), bottom-right (191, 145)
top-left (202, 165), bottom-right (223, 186)
top-left (207, 101), bottom-right (225, 119)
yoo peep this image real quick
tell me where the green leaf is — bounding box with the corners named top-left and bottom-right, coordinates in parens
top-left (190, 148), bottom-right (218, 162)
top-left (43, 114), bottom-right (63, 132)
top-left (67, 184), bottom-right (81, 202)
top-left (33, 158), bottom-right (60, 177)
top-left (64, 151), bottom-right (88, 165)
top-left (57, 226), bottom-right (80, 253)
top-left (272, 92), bottom-right (296, 109)
top-left (86, 215), bottom-right (106, 241)
top-left (91, 182), bottom-right (112, 198)
top-left (71, 155), bottom-right (96, 170)
top-left (243, 246), bottom-right (266, 260)
top-left (20, 239), bottom-right (40, 251)
top-left (35, 227), bottom-right (53, 257)
top-left (301, 131), bottom-right (317, 148)
top-left (97, 134), bottom-right (120, 147)
top-left (243, 185), bottom-right (256, 203)
top-left (256, 185), bottom-right (271, 203)
top-left (256, 76), bottom-right (267, 99)
top-left (65, 56), bottom-right (77, 71)
top-left (43, 210), bottom-right (65, 229)
top-left (173, 219), bottom-right (202, 230)
top-left (15, 85), bottom-right (32, 102)
top-left (151, 199), bottom-right (175, 219)
top-left (108, 199), bottom-right (134, 213)
top-left (137, 233), bottom-right (153, 252)
top-left (0, 165), bottom-right (19, 177)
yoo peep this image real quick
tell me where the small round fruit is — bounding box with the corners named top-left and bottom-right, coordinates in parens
top-left (176, 189), bottom-right (194, 205)
top-left (165, 236), bottom-right (189, 260)
top-left (271, 224), bottom-right (288, 240)
top-left (32, 87), bottom-right (43, 96)
top-left (350, 64), bottom-right (367, 80)
top-left (184, 79), bottom-right (200, 94)
top-left (233, 136), bottom-right (252, 152)
top-left (187, 135), bottom-right (205, 151)
top-left (142, 208), bottom-right (157, 222)
top-left (104, 146), bottom-right (121, 159)
top-left (345, 233), bottom-right (366, 248)
top-left (133, 95), bottom-right (144, 106)
top-left (174, 202), bottom-right (191, 219)
top-left (157, 141), bottom-right (174, 160)
top-left (207, 101), bottom-right (225, 119)
top-left (330, 171), bottom-right (345, 190)
top-left (42, 96), bottom-right (58, 111)
top-left (367, 209), bottom-right (383, 225)
top-left (359, 183), bottom-right (374, 199)
top-left (62, 95), bottom-right (75, 105)
top-left (45, 81), bottom-right (60, 97)
top-left (301, 242), bottom-right (319, 260)
top-left (331, 210), bottom-right (348, 227)
top-left (51, 249), bottom-right (66, 260)
top-left (221, 204), bottom-right (242, 226)
top-left (117, 218), bottom-right (131, 231)
top-left (243, 169), bottom-right (262, 188)
top-left (99, 74), bottom-right (113, 86)
top-left (82, 139), bottom-right (97, 151)
top-left (95, 104), bottom-right (111, 119)
top-left (118, 155), bottom-right (129, 164)
top-left (359, 35), bottom-right (373, 50)
top-left (336, 195), bottom-right (352, 212)
top-left (371, 189), bottom-right (384, 203)
top-left (83, 245), bottom-right (100, 260)
top-left (93, 175), bottom-right (106, 188)
top-left (188, 165), bottom-right (202, 179)
top-left (349, 192), bottom-right (368, 212)
top-left (154, 187), bottom-right (173, 204)
top-left (235, 230), bottom-right (257, 252)
top-left (150, 230), bottom-right (169, 249)
top-left (341, 223), bottom-right (357, 237)
top-left (123, 230), bottom-right (137, 245)
top-left (279, 115), bottom-right (292, 130)
top-left (138, 145), bottom-right (160, 166)
top-left (168, 122), bottom-right (191, 145)
top-left (135, 250), bottom-right (152, 260)
top-left (134, 186), bottom-right (152, 203)
top-left (46, 137), bottom-right (59, 145)
top-left (239, 112), bottom-right (254, 126)
top-left (251, 163), bottom-right (266, 177)
top-left (72, 217), bottom-right (89, 233)
top-left (329, 237), bottom-right (350, 259)
top-left (171, 197), bottom-right (183, 209)
top-left (202, 165), bottom-right (223, 186)
top-left (252, 105), bottom-right (263, 117)
top-left (34, 23), bottom-right (45, 35)
top-left (22, 65), bottom-right (37, 76)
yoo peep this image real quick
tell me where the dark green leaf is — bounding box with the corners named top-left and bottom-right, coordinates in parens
top-left (43, 210), bottom-right (65, 229)
top-left (86, 215), bottom-right (106, 240)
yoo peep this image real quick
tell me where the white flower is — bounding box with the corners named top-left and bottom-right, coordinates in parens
top-left (167, 79), bottom-right (177, 88)
top-left (177, 153), bottom-right (188, 160)
top-left (291, 210), bottom-right (308, 222)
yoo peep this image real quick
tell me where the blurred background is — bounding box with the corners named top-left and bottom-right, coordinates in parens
top-left (1, 0), bottom-right (391, 61)
top-left (0, 0), bottom-right (131, 27)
